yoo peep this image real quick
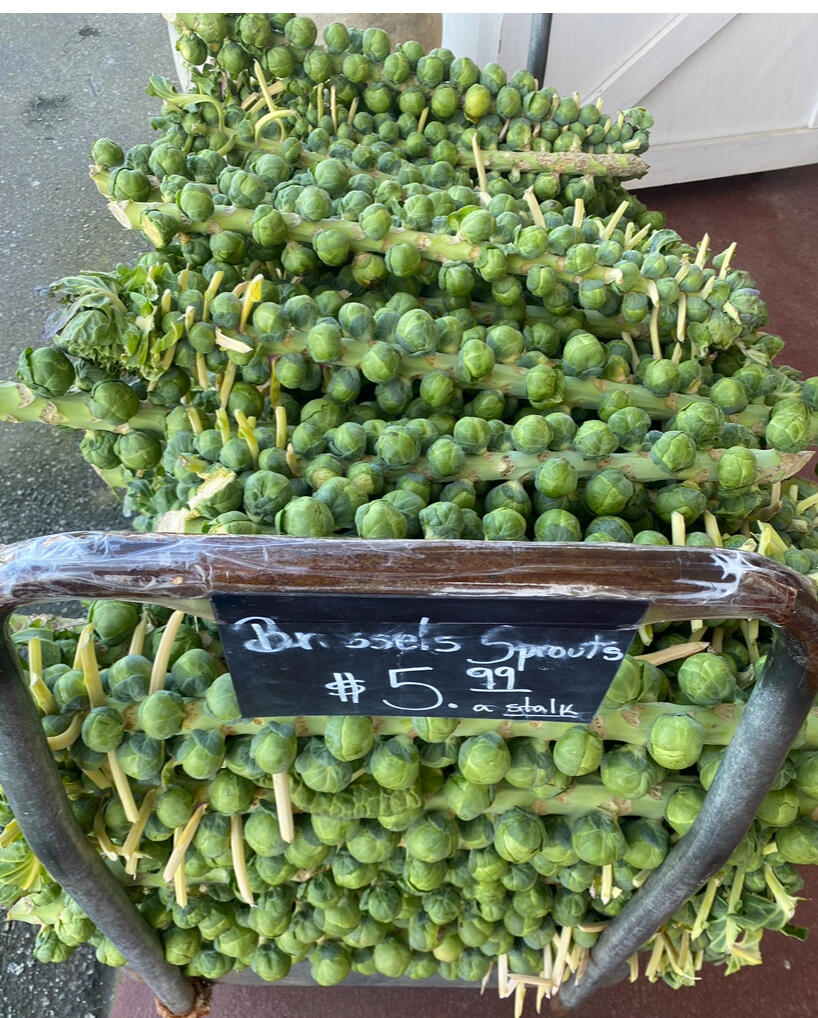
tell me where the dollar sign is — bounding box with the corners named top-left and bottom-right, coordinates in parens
top-left (325, 672), bottom-right (366, 704)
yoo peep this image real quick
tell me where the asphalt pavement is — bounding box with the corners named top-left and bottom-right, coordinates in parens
top-left (0, 14), bottom-right (175, 1017)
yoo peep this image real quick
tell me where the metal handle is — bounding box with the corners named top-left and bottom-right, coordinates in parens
top-left (1, 533), bottom-right (817, 1010)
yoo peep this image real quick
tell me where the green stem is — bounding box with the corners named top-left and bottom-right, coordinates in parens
top-left (121, 701), bottom-right (818, 750)
top-left (0, 381), bottom-right (166, 434)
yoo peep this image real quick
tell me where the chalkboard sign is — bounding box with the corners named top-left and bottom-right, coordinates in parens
top-left (212, 593), bottom-right (648, 723)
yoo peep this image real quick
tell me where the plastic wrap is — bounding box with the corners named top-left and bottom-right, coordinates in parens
top-left (0, 531), bottom-right (817, 1011)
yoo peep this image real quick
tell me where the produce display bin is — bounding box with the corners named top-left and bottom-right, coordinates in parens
top-left (1, 532), bottom-right (816, 1014)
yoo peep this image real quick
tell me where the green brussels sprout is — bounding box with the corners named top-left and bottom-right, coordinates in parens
top-left (677, 652), bottom-right (736, 705)
top-left (371, 935), bottom-right (411, 979)
top-left (405, 811), bottom-right (459, 863)
top-left (482, 507), bottom-right (527, 542)
top-left (583, 469), bottom-right (635, 517)
top-left (675, 401), bottom-right (724, 446)
top-left (114, 432), bottom-right (162, 471)
top-left (154, 784), bottom-right (194, 830)
top-left (653, 484), bottom-right (707, 526)
top-left (137, 690), bottom-right (185, 740)
top-left (244, 802), bottom-right (287, 858)
top-left (354, 499), bottom-right (409, 539)
top-left (275, 496), bottom-right (334, 537)
top-left (647, 714), bottom-right (704, 770)
top-left (776, 819), bottom-right (818, 864)
top-left (106, 654), bottom-right (150, 701)
top-left (553, 725), bottom-right (603, 776)
top-left (242, 471), bottom-right (292, 525)
top-left (208, 769), bottom-right (255, 815)
top-left (369, 735), bottom-right (420, 790)
top-left (17, 346), bottom-right (75, 397)
top-left (573, 420), bottom-right (617, 459)
top-left (458, 732), bottom-right (511, 785)
top-left (116, 732), bottom-right (164, 781)
top-left (622, 817), bottom-right (670, 870)
top-left (757, 786), bottom-right (800, 828)
top-left (439, 773), bottom-right (490, 821)
top-left (570, 810), bottom-right (626, 867)
top-left (511, 415), bottom-right (552, 455)
top-left (91, 137), bottom-right (124, 169)
top-left (649, 430), bottom-right (697, 472)
top-left (88, 380), bottom-right (140, 425)
top-left (493, 809), bottom-right (544, 864)
top-left (176, 729), bottom-right (225, 780)
top-left (110, 166), bottom-right (151, 202)
top-left (600, 744), bottom-right (662, 798)
top-left (296, 738), bottom-right (354, 793)
top-left (718, 446), bottom-right (758, 492)
top-left (86, 601), bottom-right (138, 647)
top-left (80, 431), bottom-right (120, 470)
top-left (395, 309), bottom-right (438, 355)
top-left (79, 704), bottom-right (124, 755)
top-left (323, 716), bottom-right (375, 762)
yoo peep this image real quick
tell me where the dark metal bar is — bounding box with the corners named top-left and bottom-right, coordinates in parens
top-left (556, 625), bottom-right (816, 1009)
top-left (0, 615), bottom-right (196, 1016)
top-left (527, 14), bottom-right (552, 80)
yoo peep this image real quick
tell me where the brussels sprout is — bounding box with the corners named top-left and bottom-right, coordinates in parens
top-left (647, 714), bottom-right (704, 770)
top-left (600, 744), bottom-right (662, 798)
top-left (296, 738), bottom-right (354, 793)
top-left (677, 652), bottom-right (736, 705)
top-left (405, 811), bottom-right (459, 862)
top-left (176, 729), bottom-right (226, 780)
top-left (88, 380), bottom-right (140, 425)
top-left (116, 732), bottom-right (164, 781)
top-left (355, 499), bottom-right (408, 539)
top-left (718, 446), bottom-right (758, 492)
top-left (493, 808), bottom-right (544, 864)
top-left (17, 347), bottom-right (75, 397)
top-left (324, 716), bottom-right (375, 762)
top-left (244, 802), bottom-right (287, 858)
top-left (170, 648), bottom-right (220, 698)
top-left (458, 732), bottom-right (511, 785)
top-left (137, 690), bottom-right (185, 739)
top-left (275, 496), bottom-right (334, 537)
top-left (620, 817), bottom-right (670, 871)
top-left (115, 432), bottom-right (162, 471)
top-left (553, 725), bottom-right (603, 776)
top-left (81, 706), bottom-right (125, 753)
top-left (776, 819), bottom-right (818, 864)
top-left (110, 167), bottom-right (151, 202)
top-left (370, 735), bottom-right (420, 790)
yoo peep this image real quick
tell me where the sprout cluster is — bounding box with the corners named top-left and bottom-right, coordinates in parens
top-left (2, 605), bottom-right (817, 995)
top-left (2, 9), bottom-right (818, 1006)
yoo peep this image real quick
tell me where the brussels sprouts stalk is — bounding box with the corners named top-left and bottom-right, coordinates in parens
top-left (635, 641), bottom-right (709, 667)
top-left (131, 702), bottom-right (818, 749)
top-left (76, 624), bottom-right (105, 709)
top-left (230, 814), bottom-right (255, 906)
top-left (0, 382), bottom-right (166, 434)
top-left (162, 803), bottom-right (207, 883)
top-left (106, 752), bottom-right (139, 824)
top-left (172, 828), bottom-right (188, 908)
top-left (122, 789), bottom-right (156, 876)
top-left (127, 611), bottom-right (149, 656)
top-left (27, 637), bottom-right (58, 715)
top-left (45, 713), bottom-right (83, 753)
top-left (273, 772), bottom-right (294, 844)
top-left (690, 874), bottom-right (721, 940)
top-left (93, 803), bottom-right (120, 862)
top-left (394, 446), bottom-right (807, 489)
top-left (148, 610), bottom-right (186, 694)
